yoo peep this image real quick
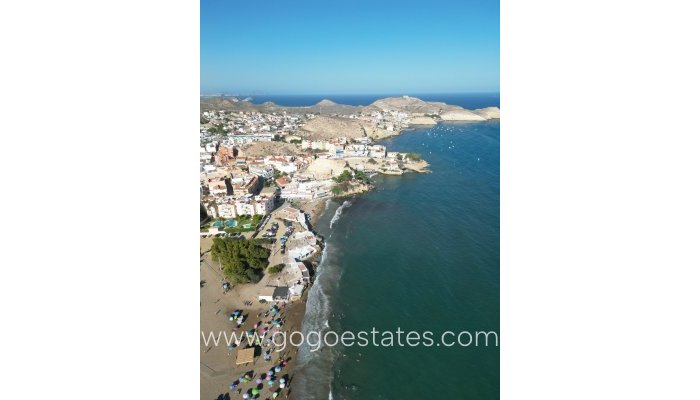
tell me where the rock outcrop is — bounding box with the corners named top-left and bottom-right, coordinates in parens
top-left (472, 107), bottom-right (500, 119)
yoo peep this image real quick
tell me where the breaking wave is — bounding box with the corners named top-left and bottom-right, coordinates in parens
top-left (330, 200), bottom-right (351, 229)
top-left (295, 200), bottom-right (349, 398)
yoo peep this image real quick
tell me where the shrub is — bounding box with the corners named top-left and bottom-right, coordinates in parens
top-left (268, 264), bottom-right (285, 274)
top-left (333, 170), bottom-right (353, 183)
top-left (406, 152), bottom-right (421, 161)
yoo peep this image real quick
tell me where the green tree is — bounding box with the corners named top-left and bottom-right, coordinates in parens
top-left (406, 152), bottom-right (421, 161)
top-left (268, 264), bottom-right (285, 274)
top-left (354, 170), bottom-right (369, 183)
top-left (210, 237), bottom-right (270, 284)
top-left (333, 170), bottom-right (353, 183)
top-left (208, 124), bottom-right (226, 136)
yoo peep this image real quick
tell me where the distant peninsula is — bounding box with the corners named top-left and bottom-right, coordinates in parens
top-left (201, 95), bottom-right (499, 140)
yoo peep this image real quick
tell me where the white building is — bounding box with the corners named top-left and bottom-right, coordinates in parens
top-left (227, 133), bottom-right (274, 145)
top-left (288, 244), bottom-right (316, 261)
top-left (217, 202), bottom-right (237, 219)
top-left (248, 164), bottom-right (274, 179)
top-left (275, 163), bottom-right (297, 174)
top-left (344, 144), bottom-right (368, 157)
top-left (215, 194), bottom-right (274, 218)
top-left (235, 194), bottom-right (274, 216)
top-left (369, 145), bottom-right (387, 158)
top-left (208, 177), bottom-right (228, 196)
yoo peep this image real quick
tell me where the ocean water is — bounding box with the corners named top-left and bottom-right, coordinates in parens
top-left (295, 118), bottom-right (500, 399)
top-left (238, 93), bottom-right (500, 109)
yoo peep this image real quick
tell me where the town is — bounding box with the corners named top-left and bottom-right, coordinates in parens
top-left (200, 105), bottom-right (431, 301)
top-left (198, 96), bottom-right (499, 399)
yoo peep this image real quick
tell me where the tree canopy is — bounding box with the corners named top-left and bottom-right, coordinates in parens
top-left (210, 237), bottom-right (270, 284)
top-left (333, 170), bottom-right (353, 183)
top-left (406, 152), bottom-right (421, 161)
top-left (268, 263), bottom-right (284, 274)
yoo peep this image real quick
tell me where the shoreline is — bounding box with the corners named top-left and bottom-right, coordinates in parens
top-left (201, 118), bottom-right (498, 399)
top-left (200, 198), bottom-right (329, 400)
top-left (282, 122), bottom-right (453, 397)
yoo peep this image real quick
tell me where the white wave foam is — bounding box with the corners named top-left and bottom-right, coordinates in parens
top-left (330, 200), bottom-right (352, 229)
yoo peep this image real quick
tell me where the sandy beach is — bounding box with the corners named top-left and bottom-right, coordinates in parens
top-left (201, 200), bottom-right (327, 400)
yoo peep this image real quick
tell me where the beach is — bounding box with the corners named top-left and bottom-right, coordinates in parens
top-left (200, 199), bottom-right (329, 400)
top-left (200, 239), bottom-right (309, 400)
top-left (199, 93), bottom-right (500, 399)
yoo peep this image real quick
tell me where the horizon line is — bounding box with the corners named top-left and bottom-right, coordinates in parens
top-left (200, 91), bottom-right (500, 97)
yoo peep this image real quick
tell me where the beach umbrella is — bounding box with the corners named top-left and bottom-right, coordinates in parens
top-left (242, 394), bottom-right (249, 399)
top-left (280, 377), bottom-right (286, 384)
top-left (251, 388), bottom-right (260, 396)
top-left (272, 392), bottom-right (279, 399)
top-left (256, 378), bottom-right (262, 384)
top-left (268, 379), bottom-right (275, 386)
top-left (274, 366), bottom-right (281, 373)
top-left (280, 382), bottom-right (286, 389)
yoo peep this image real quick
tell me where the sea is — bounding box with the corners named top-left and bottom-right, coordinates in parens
top-left (211, 93), bottom-right (500, 110)
top-left (276, 94), bottom-right (500, 399)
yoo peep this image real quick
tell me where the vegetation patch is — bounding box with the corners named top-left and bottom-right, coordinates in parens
top-left (267, 263), bottom-right (285, 274)
top-left (406, 152), bottom-right (422, 161)
top-left (211, 237), bottom-right (270, 284)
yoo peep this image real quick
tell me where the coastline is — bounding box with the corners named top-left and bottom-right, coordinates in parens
top-left (200, 108), bottom-right (500, 398)
top-left (288, 119), bottom-right (500, 399)
top-left (283, 130), bottom-right (428, 398)
top-left (200, 197), bottom-right (330, 400)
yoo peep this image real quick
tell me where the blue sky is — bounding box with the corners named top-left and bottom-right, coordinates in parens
top-left (201, 0), bottom-right (499, 95)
